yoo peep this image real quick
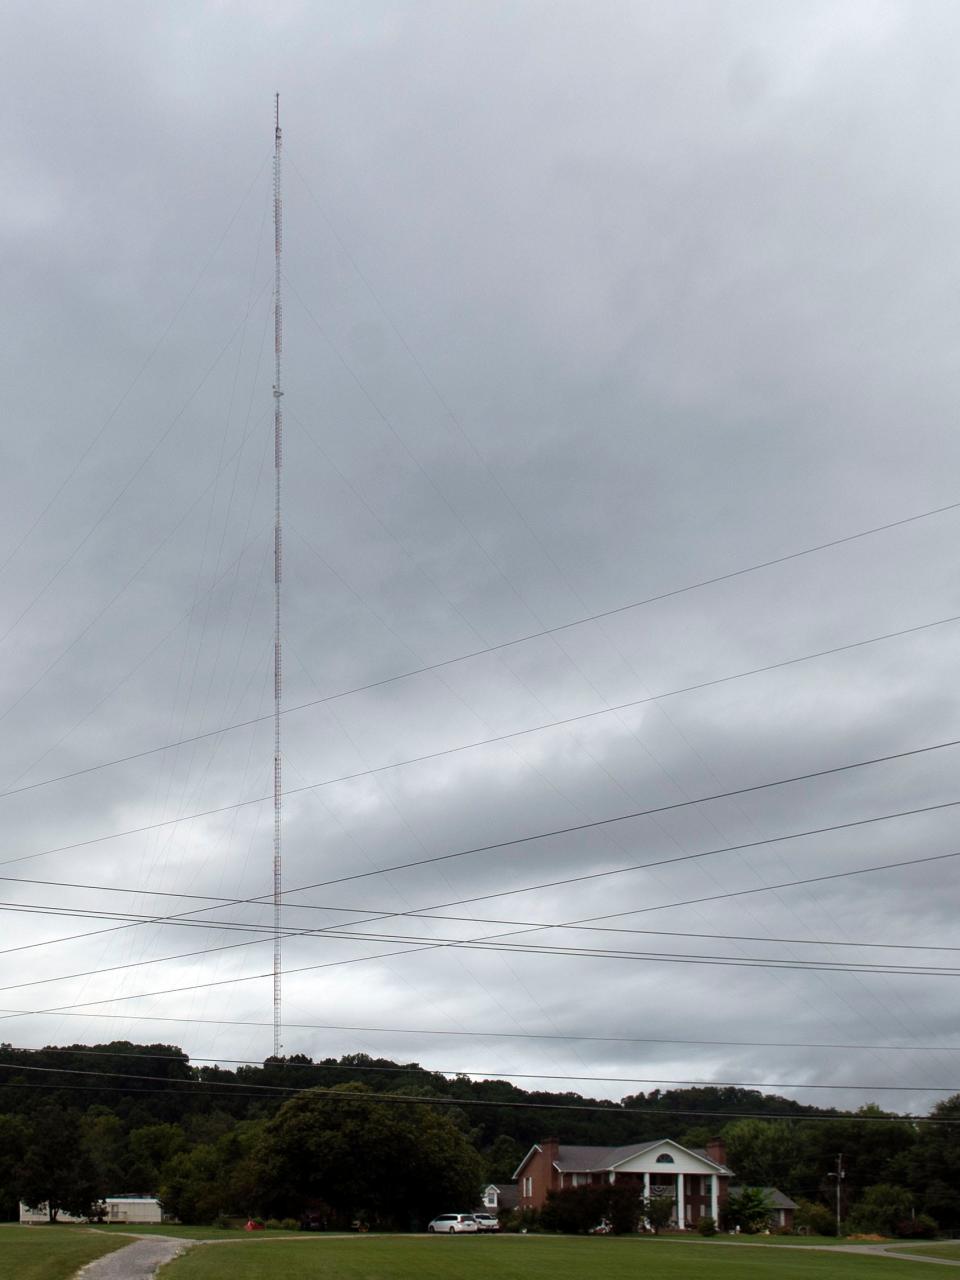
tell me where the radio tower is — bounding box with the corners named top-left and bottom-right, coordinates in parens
top-left (272, 93), bottom-right (284, 1060)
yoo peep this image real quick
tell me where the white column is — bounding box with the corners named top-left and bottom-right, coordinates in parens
top-left (710, 1174), bottom-right (719, 1224)
top-left (643, 1172), bottom-right (650, 1200)
top-left (676, 1173), bottom-right (685, 1229)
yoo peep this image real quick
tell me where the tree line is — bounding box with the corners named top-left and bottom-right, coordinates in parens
top-left (1, 1041), bottom-right (958, 1231)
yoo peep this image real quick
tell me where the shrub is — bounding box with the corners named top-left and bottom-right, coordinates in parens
top-left (280, 1218), bottom-right (299, 1231)
top-left (541, 1185), bottom-right (643, 1235)
top-left (848, 1185), bottom-right (913, 1236)
top-left (894, 1214), bottom-right (938, 1239)
top-left (697, 1215), bottom-right (717, 1236)
top-left (211, 1214), bottom-right (233, 1230)
top-left (725, 1188), bottom-right (774, 1234)
top-left (794, 1199), bottom-right (837, 1237)
top-left (643, 1193), bottom-right (674, 1234)
top-left (264, 1218), bottom-right (282, 1230)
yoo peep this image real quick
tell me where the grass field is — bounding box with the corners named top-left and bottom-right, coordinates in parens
top-left (87, 1223), bottom-right (302, 1240)
top-left (157, 1235), bottom-right (947, 1279)
top-left (886, 1241), bottom-right (960, 1261)
top-left (0, 1224), bottom-right (127, 1280)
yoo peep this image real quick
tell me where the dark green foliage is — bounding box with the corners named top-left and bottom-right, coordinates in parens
top-left (253, 1082), bottom-right (483, 1229)
top-left (725, 1187), bottom-right (774, 1233)
top-left (17, 1105), bottom-right (100, 1221)
top-left (540, 1184), bottom-right (642, 1235)
top-left (894, 1212), bottom-right (938, 1239)
top-left (2, 1037), bottom-right (959, 1242)
top-left (794, 1198), bottom-right (837, 1236)
top-left (847, 1184), bottom-right (913, 1236)
top-left (483, 1134), bottom-right (525, 1183)
top-left (643, 1192), bottom-right (674, 1233)
top-left (0, 1114), bottom-right (28, 1222)
top-left (697, 1214), bottom-right (717, 1235)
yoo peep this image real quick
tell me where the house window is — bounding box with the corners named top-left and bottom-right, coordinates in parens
top-left (484, 1189), bottom-right (497, 1207)
top-left (572, 1173), bottom-right (588, 1187)
top-left (655, 1153), bottom-right (675, 1164)
top-left (522, 1177), bottom-right (533, 1198)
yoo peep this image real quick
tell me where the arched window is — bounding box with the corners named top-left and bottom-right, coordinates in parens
top-left (655, 1153), bottom-right (675, 1164)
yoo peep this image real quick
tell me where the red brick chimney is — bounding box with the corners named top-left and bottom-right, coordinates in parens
top-left (705, 1136), bottom-right (727, 1167)
top-left (540, 1136), bottom-right (560, 1164)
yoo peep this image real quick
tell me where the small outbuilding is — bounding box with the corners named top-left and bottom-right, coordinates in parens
top-left (19, 1194), bottom-right (164, 1225)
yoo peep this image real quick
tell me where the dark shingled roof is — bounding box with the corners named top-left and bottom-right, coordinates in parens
top-left (487, 1183), bottom-right (519, 1209)
top-left (555, 1140), bottom-right (732, 1174)
top-left (729, 1186), bottom-right (799, 1210)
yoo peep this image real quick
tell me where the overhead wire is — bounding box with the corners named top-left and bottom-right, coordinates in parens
top-left (1, 1068), bottom-right (952, 1122)
top-left (1, 1049), bottom-right (959, 1095)
top-left (2, 728), bottom-right (959, 877)
top-left (5, 791), bottom-right (960, 961)
top-left (5, 836), bottom-right (960, 1031)
top-left (3, 1005), bottom-right (959, 1055)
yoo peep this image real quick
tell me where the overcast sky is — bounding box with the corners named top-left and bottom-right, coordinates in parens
top-left (3, 0), bottom-right (960, 1121)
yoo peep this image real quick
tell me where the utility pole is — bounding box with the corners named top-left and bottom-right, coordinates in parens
top-left (828, 1153), bottom-right (845, 1236)
top-left (272, 92), bottom-right (284, 1061)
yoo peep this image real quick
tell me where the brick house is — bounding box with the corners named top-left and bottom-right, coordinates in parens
top-left (514, 1136), bottom-right (733, 1229)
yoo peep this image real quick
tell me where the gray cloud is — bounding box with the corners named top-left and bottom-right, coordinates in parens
top-left (1, 0), bottom-right (960, 1119)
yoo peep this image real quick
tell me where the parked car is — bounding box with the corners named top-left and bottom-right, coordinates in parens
top-left (427, 1213), bottom-right (480, 1233)
top-left (473, 1213), bottom-right (500, 1233)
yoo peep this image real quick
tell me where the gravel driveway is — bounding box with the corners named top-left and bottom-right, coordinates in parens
top-left (76, 1236), bottom-right (196, 1280)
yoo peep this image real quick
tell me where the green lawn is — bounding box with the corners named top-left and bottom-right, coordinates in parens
top-left (0, 1224), bottom-right (127, 1280)
top-left (87, 1223), bottom-right (302, 1241)
top-left (885, 1241), bottom-right (960, 1261)
top-left (157, 1235), bottom-right (948, 1280)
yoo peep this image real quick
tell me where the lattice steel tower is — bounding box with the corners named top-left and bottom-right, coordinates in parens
top-left (272, 93), bottom-right (284, 1059)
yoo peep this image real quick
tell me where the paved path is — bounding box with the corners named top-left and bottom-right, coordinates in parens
top-left (76, 1235), bottom-right (195, 1280)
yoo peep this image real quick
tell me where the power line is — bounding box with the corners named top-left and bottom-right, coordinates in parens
top-left (0, 1059), bottom-right (954, 1122)
top-left (5, 911), bottom-right (960, 1004)
top-left (5, 1005), bottom-right (960, 1055)
top-left (5, 836), bottom-right (960, 1027)
top-left (2, 606), bottom-right (956, 813)
top-left (1, 1049), bottom-right (956, 1095)
top-left (204, 484), bottom-right (960, 716)
top-left (0, 1077), bottom-right (923, 1122)
top-left (3, 727), bottom-right (960, 877)
top-left (6, 879), bottom-right (960, 953)
top-left (5, 792), bottom-right (960, 968)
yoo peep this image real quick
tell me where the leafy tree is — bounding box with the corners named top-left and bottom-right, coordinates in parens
top-left (643, 1191), bottom-right (674, 1234)
top-left (906, 1095), bottom-right (960, 1227)
top-left (725, 1187), bottom-right (774, 1233)
top-left (723, 1119), bottom-right (805, 1191)
top-left (0, 1114), bottom-right (28, 1221)
top-left (126, 1123), bottom-right (186, 1189)
top-left (847, 1184), bottom-right (913, 1236)
top-left (158, 1144), bottom-right (222, 1224)
top-left (483, 1134), bottom-right (525, 1183)
top-left (541, 1185), bottom-right (609, 1234)
top-left (254, 1083), bottom-right (482, 1229)
top-left (17, 1106), bottom-right (99, 1222)
top-left (540, 1184), bottom-right (642, 1234)
top-left (794, 1197), bottom-right (837, 1236)
top-left (80, 1108), bottom-right (126, 1196)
